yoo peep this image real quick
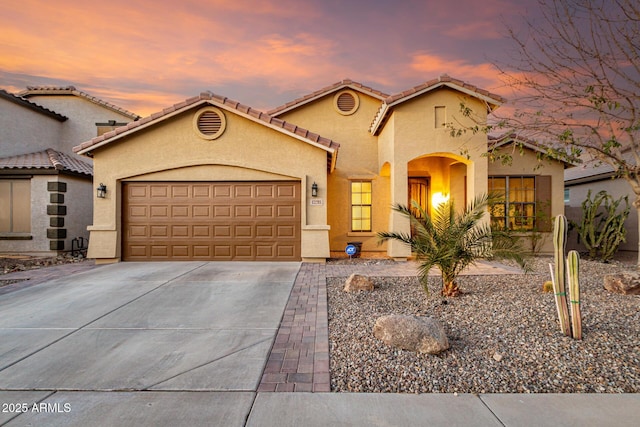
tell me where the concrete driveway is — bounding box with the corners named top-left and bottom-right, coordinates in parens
top-left (0, 261), bottom-right (300, 426)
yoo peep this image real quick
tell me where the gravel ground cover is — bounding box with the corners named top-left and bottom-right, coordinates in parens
top-left (0, 254), bottom-right (86, 287)
top-left (328, 256), bottom-right (640, 393)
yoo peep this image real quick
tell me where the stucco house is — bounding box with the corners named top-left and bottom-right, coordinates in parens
top-left (74, 76), bottom-right (567, 263)
top-left (0, 86), bottom-right (139, 255)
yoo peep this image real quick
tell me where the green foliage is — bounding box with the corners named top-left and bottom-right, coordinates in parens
top-left (378, 194), bottom-right (530, 297)
top-left (577, 190), bottom-right (630, 262)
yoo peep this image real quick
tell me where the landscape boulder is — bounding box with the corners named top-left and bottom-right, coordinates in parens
top-left (343, 274), bottom-right (374, 292)
top-left (373, 314), bottom-right (449, 354)
top-left (604, 272), bottom-right (640, 295)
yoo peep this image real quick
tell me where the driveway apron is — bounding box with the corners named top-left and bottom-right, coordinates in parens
top-left (0, 261), bottom-right (299, 426)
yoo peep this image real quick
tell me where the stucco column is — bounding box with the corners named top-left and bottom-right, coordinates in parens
top-left (387, 161), bottom-right (411, 259)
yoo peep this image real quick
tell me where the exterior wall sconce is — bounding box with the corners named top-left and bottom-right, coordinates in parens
top-left (311, 182), bottom-right (318, 197)
top-left (96, 183), bottom-right (107, 198)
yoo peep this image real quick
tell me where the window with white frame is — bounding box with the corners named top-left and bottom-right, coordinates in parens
top-left (351, 181), bottom-right (372, 232)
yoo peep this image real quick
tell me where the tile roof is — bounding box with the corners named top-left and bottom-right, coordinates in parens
top-left (384, 75), bottom-right (505, 106)
top-left (0, 89), bottom-right (67, 121)
top-left (18, 86), bottom-right (140, 120)
top-left (370, 75), bottom-right (506, 135)
top-left (73, 92), bottom-right (340, 171)
top-left (0, 148), bottom-right (93, 176)
top-left (268, 79), bottom-right (389, 116)
top-left (564, 161), bottom-right (615, 184)
top-left (488, 133), bottom-right (576, 168)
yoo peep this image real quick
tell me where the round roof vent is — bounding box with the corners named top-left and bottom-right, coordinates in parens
top-left (193, 107), bottom-right (226, 140)
top-left (334, 90), bottom-right (359, 115)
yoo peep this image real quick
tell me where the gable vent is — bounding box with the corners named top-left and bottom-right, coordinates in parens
top-left (333, 90), bottom-right (359, 115)
top-left (193, 107), bottom-right (226, 140)
top-left (198, 111), bottom-right (222, 134)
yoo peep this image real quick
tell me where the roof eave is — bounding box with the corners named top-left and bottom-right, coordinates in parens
top-left (75, 98), bottom-right (339, 171)
top-left (489, 136), bottom-right (577, 168)
top-left (269, 81), bottom-right (389, 117)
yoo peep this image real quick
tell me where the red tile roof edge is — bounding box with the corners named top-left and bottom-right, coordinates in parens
top-left (0, 89), bottom-right (68, 121)
top-left (384, 75), bottom-right (505, 105)
top-left (73, 92), bottom-right (340, 154)
top-left (268, 79), bottom-right (390, 116)
top-left (18, 86), bottom-right (140, 120)
top-left (0, 148), bottom-right (93, 176)
top-left (488, 133), bottom-right (576, 167)
top-left (370, 75), bottom-right (506, 135)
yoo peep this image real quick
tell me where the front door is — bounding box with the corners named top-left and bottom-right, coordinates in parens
top-left (408, 177), bottom-right (429, 218)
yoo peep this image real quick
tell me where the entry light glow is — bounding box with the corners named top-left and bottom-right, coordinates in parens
top-left (431, 192), bottom-right (450, 208)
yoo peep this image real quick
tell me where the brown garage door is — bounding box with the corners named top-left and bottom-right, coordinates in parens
top-left (122, 181), bottom-right (301, 261)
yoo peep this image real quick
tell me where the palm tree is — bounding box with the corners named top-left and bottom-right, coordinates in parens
top-left (378, 194), bottom-right (529, 297)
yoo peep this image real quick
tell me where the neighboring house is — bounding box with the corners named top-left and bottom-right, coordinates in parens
top-left (74, 76), bottom-right (568, 263)
top-left (564, 160), bottom-right (638, 254)
top-left (0, 87), bottom-right (139, 255)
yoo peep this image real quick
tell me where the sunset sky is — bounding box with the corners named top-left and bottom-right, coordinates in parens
top-left (1, 0), bottom-right (543, 117)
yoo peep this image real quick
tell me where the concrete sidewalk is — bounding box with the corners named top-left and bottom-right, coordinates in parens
top-left (0, 260), bottom-right (638, 427)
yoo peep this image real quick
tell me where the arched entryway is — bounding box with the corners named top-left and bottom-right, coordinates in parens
top-left (407, 153), bottom-right (469, 216)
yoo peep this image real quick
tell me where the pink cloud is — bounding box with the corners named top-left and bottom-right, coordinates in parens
top-left (409, 52), bottom-right (504, 94)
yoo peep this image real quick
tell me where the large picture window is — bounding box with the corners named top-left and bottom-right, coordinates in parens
top-left (0, 179), bottom-right (31, 233)
top-left (351, 181), bottom-right (372, 232)
top-left (488, 176), bottom-right (551, 232)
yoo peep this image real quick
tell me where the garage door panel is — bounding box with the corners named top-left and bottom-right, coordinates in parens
top-left (171, 185), bottom-right (191, 198)
top-left (234, 245), bottom-right (253, 258)
top-left (129, 245), bottom-right (148, 257)
top-left (276, 225), bottom-right (296, 238)
top-left (171, 245), bottom-right (190, 257)
top-left (129, 206), bottom-right (148, 218)
top-left (192, 225), bottom-right (211, 237)
top-left (256, 205), bottom-right (274, 218)
top-left (213, 205), bottom-right (232, 218)
top-left (150, 225), bottom-right (168, 237)
top-left (150, 206), bottom-right (169, 218)
top-left (150, 185), bottom-right (169, 198)
top-left (213, 184), bottom-right (232, 198)
top-left (277, 245), bottom-right (296, 258)
top-left (214, 225), bottom-right (231, 237)
top-left (214, 246), bottom-right (232, 258)
top-left (171, 225), bottom-right (189, 237)
top-left (276, 205), bottom-right (296, 218)
top-left (234, 185), bottom-right (253, 198)
top-left (193, 185), bottom-right (211, 198)
top-left (234, 205), bottom-right (252, 217)
top-left (123, 181), bottom-right (300, 261)
top-left (129, 225), bottom-right (148, 237)
top-left (234, 225), bottom-right (254, 238)
top-left (171, 206), bottom-right (190, 217)
top-left (277, 184), bottom-right (297, 198)
top-left (255, 185), bottom-right (274, 198)
top-left (256, 225), bottom-right (274, 237)
top-left (150, 245), bottom-right (169, 257)
top-left (193, 246), bottom-right (211, 257)
top-left (193, 205), bottom-right (211, 217)
top-left (256, 245), bottom-right (275, 259)
top-left (128, 185), bottom-right (148, 198)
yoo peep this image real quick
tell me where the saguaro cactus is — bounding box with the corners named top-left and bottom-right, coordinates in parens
top-left (550, 215), bottom-right (571, 336)
top-left (567, 250), bottom-right (582, 340)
